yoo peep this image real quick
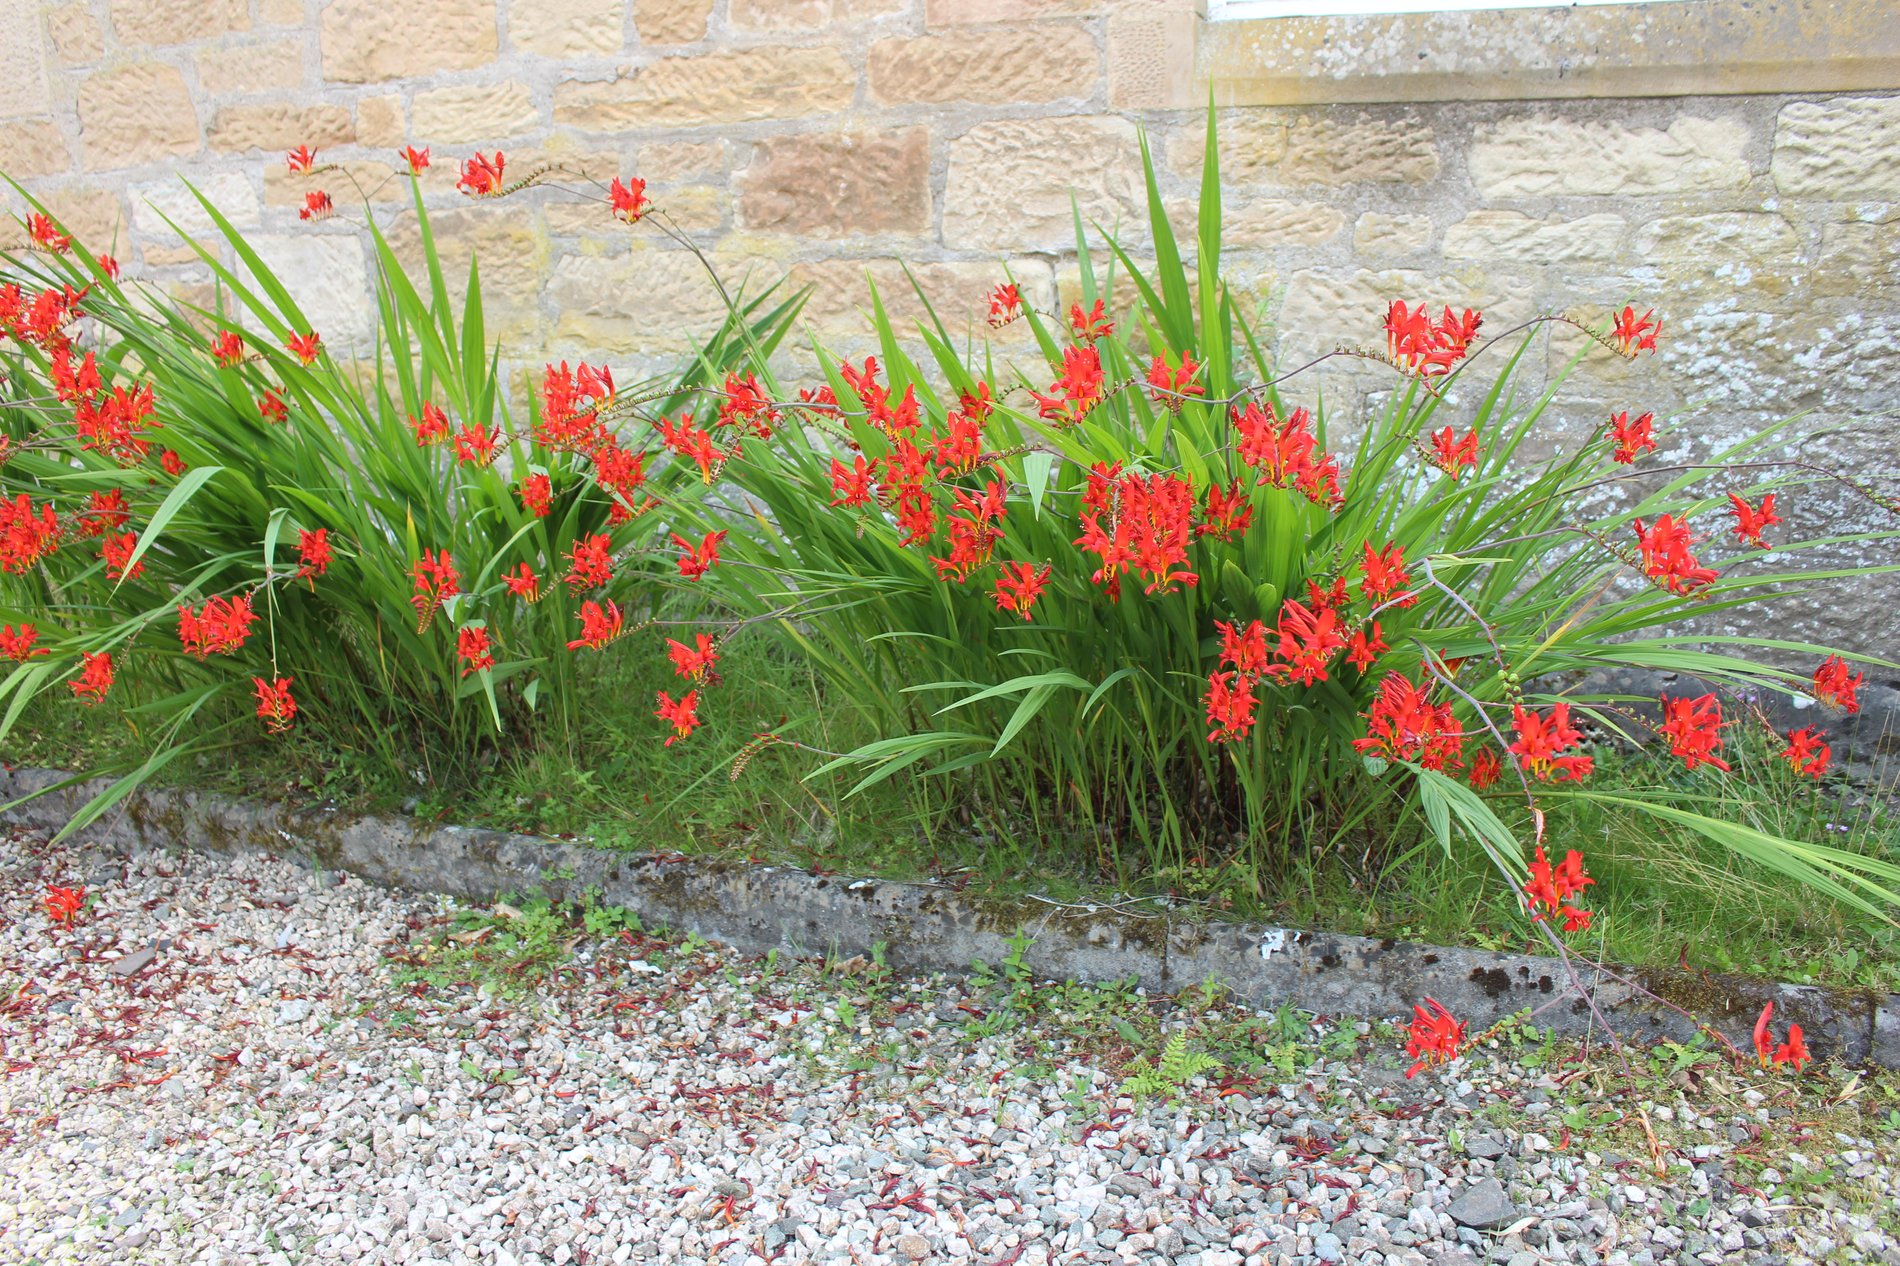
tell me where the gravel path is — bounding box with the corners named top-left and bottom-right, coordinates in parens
top-left (1, 826), bottom-right (1897, 1266)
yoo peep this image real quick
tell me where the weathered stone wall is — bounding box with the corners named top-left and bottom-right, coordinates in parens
top-left (3, 0), bottom-right (1896, 655)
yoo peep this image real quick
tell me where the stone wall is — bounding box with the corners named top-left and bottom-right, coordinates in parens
top-left (3, 0), bottom-right (1897, 655)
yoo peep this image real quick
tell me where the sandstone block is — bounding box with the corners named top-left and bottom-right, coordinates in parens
top-left (357, 96), bottom-right (407, 149)
top-left (389, 206), bottom-right (549, 340)
top-left (1469, 115), bottom-right (1750, 197)
top-left (547, 244), bottom-right (732, 355)
top-left (637, 141), bottom-right (725, 181)
top-left (788, 257), bottom-right (1056, 343)
top-left (320, 0), bottom-right (498, 83)
top-left (944, 115), bottom-right (1141, 253)
top-left (132, 170), bottom-right (259, 264)
top-left (1181, 198), bottom-right (1343, 249)
top-left (868, 27), bottom-right (1098, 105)
top-left (1167, 114), bottom-right (1285, 183)
top-left (730, 0), bottom-right (904, 30)
top-left (1812, 218), bottom-right (1900, 299)
top-left (77, 63), bottom-right (198, 170)
top-left (634, 0), bottom-right (711, 44)
top-left (0, 0), bottom-right (48, 122)
top-left (1633, 213), bottom-right (1799, 295)
top-left (413, 82), bottom-right (540, 144)
top-left (738, 129), bottom-right (929, 238)
top-left (197, 41), bottom-right (305, 97)
top-left (208, 103), bottom-right (354, 155)
top-left (1280, 117), bottom-right (1439, 187)
top-left (556, 47), bottom-right (854, 129)
top-left (1771, 97), bottom-right (1900, 200)
top-left (1274, 266), bottom-right (1537, 364)
top-left (258, 0), bottom-right (303, 23)
top-left (0, 120), bottom-right (71, 180)
top-left (1353, 213), bottom-right (1432, 256)
top-left (111, 0), bottom-right (249, 47)
top-left (924, 0), bottom-right (1099, 23)
top-left (45, 4), bottom-right (105, 65)
top-left (1107, 10), bottom-right (1195, 110)
top-left (1441, 211), bottom-right (1627, 267)
top-left (512, 0), bottom-right (623, 57)
top-left (264, 161), bottom-right (402, 208)
top-left (29, 187), bottom-right (129, 255)
top-left (238, 233), bottom-right (374, 347)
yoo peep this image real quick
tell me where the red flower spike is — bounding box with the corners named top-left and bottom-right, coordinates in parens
top-left (211, 330), bottom-right (246, 367)
top-left (654, 689), bottom-right (701, 746)
top-left (0, 494), bottom-right (62, 574)
top-left (1429, 424), bottom-right (1481, 478)
top-left (452, 422), bottom-right (499, 466)
top-left (1144, 352), bottom-right (1204, 410)
top-left (519, 473), bottom-right (552, 518)
top-left (1508, 703), bottom-right (1593, 783)
top-left (285, 145), bottom-right (317, 173)
top-left (1468, 747), bottom-right (1502, 789)
top-left (1632, 515), bottom-right (1717, 595)
top-left (1384, 302), bottom-right (1482, 378)
top-left (410, 403), bottom-right (451, 446)
top-left (27, 214), bottom-right (71, 254)
top-left (177, 594), bottom-right (258, 659)
top-left (672, 530), bottom-right (726, 581)
top-left (1753, 1002), bottom-right (1775, 1067)
top-left (258, 389), bottom-right (288, 424)
top-left (1524, 844), bottom-right (1595, 934)
top-left (667, 633), bottom-right (720, 684)
top-left (1232, 402), bottom-right (1341, 509)
top-left (96, 253), bottom-right (120, 279)
top-left (1265, 599), bottom-right (1346, 687)
top-left (101, 531), bottom-right (145, 582)
top-left (1069, 299), bottom-right (1114, 343)
top-left (565, 534), bottom-right (615, 592)
top-left (503, 562), bottom-right (544, 603)
top-left (285, 332), bottom-right (321, 364)
top-left (610, 177), bottom-right (650, 224)
top-left (993, 562), bottom-right (1051, 621)
top-left (1773, 1024), bottom-right (1811, 1070)
top-left (1726, 492), bottom-right (1779, 549)
top-left (253, 676), bottom-right (297, 733)
top-left (656, 413), bottom-right (721, 482)
top-left (1196, 479), bottom-right (1252, 542)
top-left (410, 548), bottom-right (460, 632)
top-left (1782, 727), bottom-right (1830, 779)
top-left (1351, 672), bottom-right (1464, 771)
top-left (1216, 619), bottom-right (1269, 677)
top-left (45, 885), bottom-right (85, 925)
top-left (79, 488), bottom-right (130, 538)
top-left (1204, 671), bottom-right (1259, 745)
top-left (986, 283), bottom-right (1022, 328)
top-left (567, 599), bottom-right (626, 652)
top-left (1608, 410), bottom-right (1657, 465)
top-left (298, 190), bottom-right (334, 222)
top-left (70, 651), bottom-right (114, 704)
top-left (1404, 997), bottom-right (1467, 1077)
top-left (295, 528), bottom-right (331, 586)
top-left (400, 146), bottom-right (431, 174)
top-left (456, 625), bottom-right (495, 677)
top-left (1028, 345), bottom-right (1105, 427)
top-left (1345, 621), bottom-right (1387, 673)
top-left (1659, 693), bottom-right (1730, 773)
top-left (0, 624), bottom-right (49, 661)
top-left (1612, 306), bottom-right (1662, 357)
top-left (457, 152), bottom-right (506, 197)
top-left (159, 450), bottom-right (186, 476)
top-left (1359, 541), bottom-right (1416, 608)
top-left (1812, 655), bottom-right (1863, 713)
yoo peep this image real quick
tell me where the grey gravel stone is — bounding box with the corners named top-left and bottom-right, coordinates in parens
top-left (108, 946), bottom-right (155, 976)
top-left (1446, 1178), bottom-right (1518, 1229)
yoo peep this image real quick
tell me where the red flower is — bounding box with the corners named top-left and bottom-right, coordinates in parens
top-left (101, 531), bottom-right (144, 582)
top-left (1204, 670), bottom-right (1259, 744)
top-left (52, 346), bottom-right (103, 403)
top-left (45, 884), bottom-right (86, 924)
top-left (503, 563), bottom-right (543, 603)
top-left (70, 651), bottom-right (114, 704)
top-left (671, 530), bottom-right (726, 580)
top-left (1468, 747), bottom-right (1502, 789)
top-left (258, 389), bottom-right (288, 424)
top-left (96, 253), bottom-right (120, 279)
top-left (519, 473), bottom-right (552, 518)
top-left (1217, 619), bottom-right (1269, 677)
top-left (285, 145), bottom-right (318, 173)
top-left (1509, 703), bottom-right (1592, 782)
top-left (1608, 410), bottom-right (1657, 465)
top-left (285, 332), bottom-right (321, 364)
top-left (253, 676), bottom-right (297, 732)
top-left (1429, 424), bottom-right (1481, 478)
top-left (27, 213), bottom-right (70, 254)
top-left (567, 599), bottom-right (626, 651)
top-left (1632, 515), bottom-right (1717, 595)
top-left (931, 485), bottom-right (1008, 584)
top-left (177, 594), bottom-right (259, 658)
top-left (667, 633), bottom-right (720, 683)
top-left (410, 548), bottom-right (459, 632)
top-left (1612, 306), bottom-right (1661, 356)
top-left (993, 561), bottom-right (1051, 621)
top-left (1774, 1024), bottom-right (1811, 1070)
top-left (79, 488), bottom-right (130, 537)
top-left (1351, 671), bottom-right (1464, 771)
top-left (1782, 727), bottom-right (1830, 778)
top-left (716, 371), bottom-right (777, 440)
top-left (654, 689), bottom-right (700, 745)
top-left (656, 413), bottom-right (721, 482)
top-left (456, 625), bottom-right (494, 677)
top-left (1265, 599), bottom-right (1345, 687)
top-left (457, 151), bottom-right (506, 197)
top-left (1144, 352), bottom-right (1203, 410)
top-left (930, 410), bottom-right (986, 478)
top-left (1359, 541), bottom-right (1415, 608)
top-left (1305, 577), bottom-right (1349, 611)
top-left (1233, 402), bottom-right (1341, 508)
top-left (410, 403), bottom-right (451, 446)
top-left (1069, 299), bottom-right (1114, 342)
top-left (1524, 844), bottom-right (1595, 933)
top-left (610, 176), bottom-right (650, 224)
top-left (296, 528), bottom-right (331, 585)
top-left (1659, 693), bottom-right (1730, 772)
top-left (160, 449), bottom-right (186, 476)
top-left (1727, 492), bottom-right (1779, 549)
top-left (1196, 479), bottom-right (1252, 542)
top-left (987, 283), bottom-right (1022, 328)
top-left (1028, 345), bottom-right (1105, 426)
top-left (0, 494), bottom-right (61, 574)
top-left (1345, 621), bottom-right (1387, 673)
top-left (0, 623), bottom-right (48, 660)
top-left (1812, 655), bottom-right (1863, 713)
top-left (298, 191), bottom-right (334, 222)
top-left (1384, 302), bottom-right (1481, 377)
top-left (400, 146), bottom-right (431, 174)
top-left (211, 330), bottom-right (246, 367)
top-left (453, 422), bottom-right (498, 466)
top-left (565, 534), bottom-right (615, 592)
top-left (1074, 470), bottom-right (1198, 598)
top-left (1754, 1002), bottom-right (1776, 1066)
top-left (1404, 998), bottom-right (1466, 1077)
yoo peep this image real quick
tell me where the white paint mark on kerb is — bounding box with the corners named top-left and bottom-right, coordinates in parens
top-left (1260, 928), bottom-right (1289, 960)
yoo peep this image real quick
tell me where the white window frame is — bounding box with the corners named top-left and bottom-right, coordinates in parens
top-left (1209, 0), bottom-right (1688, 18)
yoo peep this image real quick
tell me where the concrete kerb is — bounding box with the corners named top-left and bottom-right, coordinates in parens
top-left (4, 764), bottom-right (1895, 1067)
